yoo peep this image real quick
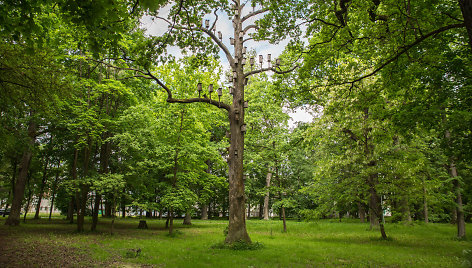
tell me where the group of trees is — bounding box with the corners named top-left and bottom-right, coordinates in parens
top-left (0, 0), bottom-right (470, 244)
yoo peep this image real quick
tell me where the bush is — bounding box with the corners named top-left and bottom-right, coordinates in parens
top-left (211, 240), bottom-right (264, 251)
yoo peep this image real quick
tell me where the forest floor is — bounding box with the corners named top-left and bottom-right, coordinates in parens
top-left (0, 216), bottom-right (470, 267)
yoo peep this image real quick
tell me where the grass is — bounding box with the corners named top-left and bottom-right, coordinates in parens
top-left (0, 216), bottom-right (470, 267)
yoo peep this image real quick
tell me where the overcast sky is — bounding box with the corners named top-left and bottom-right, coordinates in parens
top-left (140, 5), bottom-right (313, 127)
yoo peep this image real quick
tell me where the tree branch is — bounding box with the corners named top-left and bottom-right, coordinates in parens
top-left (145, 71), bottom-right (231, 111)
top-left (344, 23), bottom-right (465, 85)
top-left (200, 27), bottom-right (234, 66)
top-left (342, 128), bottom-right (359, 142)
top-left (241, 8), bottom-right (269, 23)
top-left (243, 24), bottom-right (258, 34)
top-left (244, 64), bottom-right (299, 77)
top-left (210, 9), bottom-right (219, 31)
top-left (156, 17), bottom-right (234, 65)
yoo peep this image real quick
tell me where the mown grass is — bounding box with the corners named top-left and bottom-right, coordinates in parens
top-left (0, 216), bottom-right (470, 267)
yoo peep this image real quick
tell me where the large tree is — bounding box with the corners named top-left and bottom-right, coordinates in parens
top-left (122, 0), bottom-right (297, 243)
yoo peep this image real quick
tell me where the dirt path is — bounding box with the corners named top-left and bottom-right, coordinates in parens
top-left (0, 227), bottom-right (101, 267)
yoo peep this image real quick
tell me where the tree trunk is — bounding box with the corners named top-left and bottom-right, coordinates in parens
top-left (401, 196), bottom-right (412, 223)
top-left (183, 210), bottom-right (192, 225)
top-left (23, 174), bottom-right (33, 223)
top-left (105, 200), bottom-right (112, 217)
top-left (49, 165), bottom-right (60, 221)
top-left (223, 2), bottom-right (252, 243)
top-left (110, 196), bottom-right (116, 235)
top-left (169, 209), bottom-right (174, 235)
top-left (263, 170), bottom-right (272, 220)
top-left (369, 185), bottom-right (379, 228)
top-left (100, 199), bottom-right (104, 218)
top-left (48, 191), bottom-right (56, 221)
top-left (91, 193), bottom-right (101, 231)
top-left (247, 200), bottom-right (251, 219)
top-left (259, 199), bottom-right (263, 219)
top-left (358, 201), bottom-right (366, 223)
top-left (369, 177), bottom-right (388, 239)
top-left (3, 160), bottom-right (17, 218)
top-left (282, 205), bottom-right (287, 233)
top-left (451, 160), bottom-right (466, 238)
top-left (5, 120), bottom-right (36, 226)
top-left (201, 204), bottom-right (208, 220)
top-left (165, 209), bottom-right (170, 229)
top-left (121, 201), bottom-right (126, 218)
top-left (225, 106), bottom-right (251, 244)
top-left (459, 0), bottom-right (472, 50)
top-left (423, 177), bottom-right (429, 224)
top-left (445, 129), bottom-right (466, 238)
top-left (67, 197), bottom-right (74, 223)
top-left (34, 153), bottom-right (50, 220)
top-left (77, 144), bottom-right (91, 233)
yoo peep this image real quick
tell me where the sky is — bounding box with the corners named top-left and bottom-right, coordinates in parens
top-left (140, 4), bottom-right (313, 127)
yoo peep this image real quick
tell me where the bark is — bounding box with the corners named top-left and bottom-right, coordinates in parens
top-left (169, 110), bottom-right (185, 234)
top-left (34, 163), bottom-right (48, 219)
top-left (225, 104), bottom-right (251, 243)
top-left (445, 129), bottom-right (466, 238)
top-left (259, 199), bottom-right (263, 219)
top-left (67, 197), bottom-right (74, 223)
top-left (77, 144), bottom-right (91, 232)
top-left (165, 209), bottom-right (170, 229)
top-left (263, 170), bottom-right (272, 220)
top-left (5, 120), bottom-right (37, 226)
top-left (91, 193), bottom-right (101, 231)
top-left (105, 200), bottom-right (112, 217)
top-left (4, 160), bottom-right (17, 217)
top-left (183, 210), bottom-right (192, 225)
top-left (423, 177), bottom-right (429, 224)
top-left (201, 204), bottom-right (208, 220)
top-left (100, 199), bottom-right (104, 218)
top-left (282, 205), bottom-right (287, 233)
top-left (459, 0), bottom-right (472, 50)
top-left (368, 184), bottom-right (379, 228)
top-left (247, 201), bottom-right (251, 219)
top-left (451, 160), bottom-right (466, 238)
top-left (224, 1), bottom-right (252, 243)
top-left (121, 201), bottom-right (126, 218)
top-left (22, 174), bottom-right (33, 223)
top-left (34, 142), bottom-right (51, 220)
top-left (358, 201), bottom-right (366, 223)
top-left (169, 209), bottom-right (174, 235)
top-left (110, 196), bottom-right (116, 235)
top-left (48, 164), bottom-right (60, 221)
top-left (401, 196), bottom-right (412, 223)
top-left (369, 177), bottom-right (388, 239)
top-left (92, 137), bottom-right (110, 231)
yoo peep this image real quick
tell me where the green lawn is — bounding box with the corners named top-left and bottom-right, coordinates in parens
top-left (0, 217), bottom-right (470, 267)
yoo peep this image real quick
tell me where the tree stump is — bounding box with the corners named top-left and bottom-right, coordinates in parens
top-left (138, 220), bottom-right (148, 229)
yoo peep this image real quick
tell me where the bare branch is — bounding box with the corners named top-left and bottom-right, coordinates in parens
top-left (211, 9), bottom-right (219, 31)
top-left (244, 64), bottom-right (298, 77)
top-left (200, 27), bottom-right (234, 66)
top-left (158, 20), bottom-right (234, 65)
top-left (243, 24), bottom-right (258, 34)
top-left (145, 71), bottom-right (231, 111)
top-left (242, 37), bottom-right (253, 43)
top-left (241, 8), bottom-right (269, 23)
top-left (167, 97), bottom-right (231, 111)
top-left (344, 23), bottom-right (465, 85)
top-left (155, 16), bottom-right (173, 25)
